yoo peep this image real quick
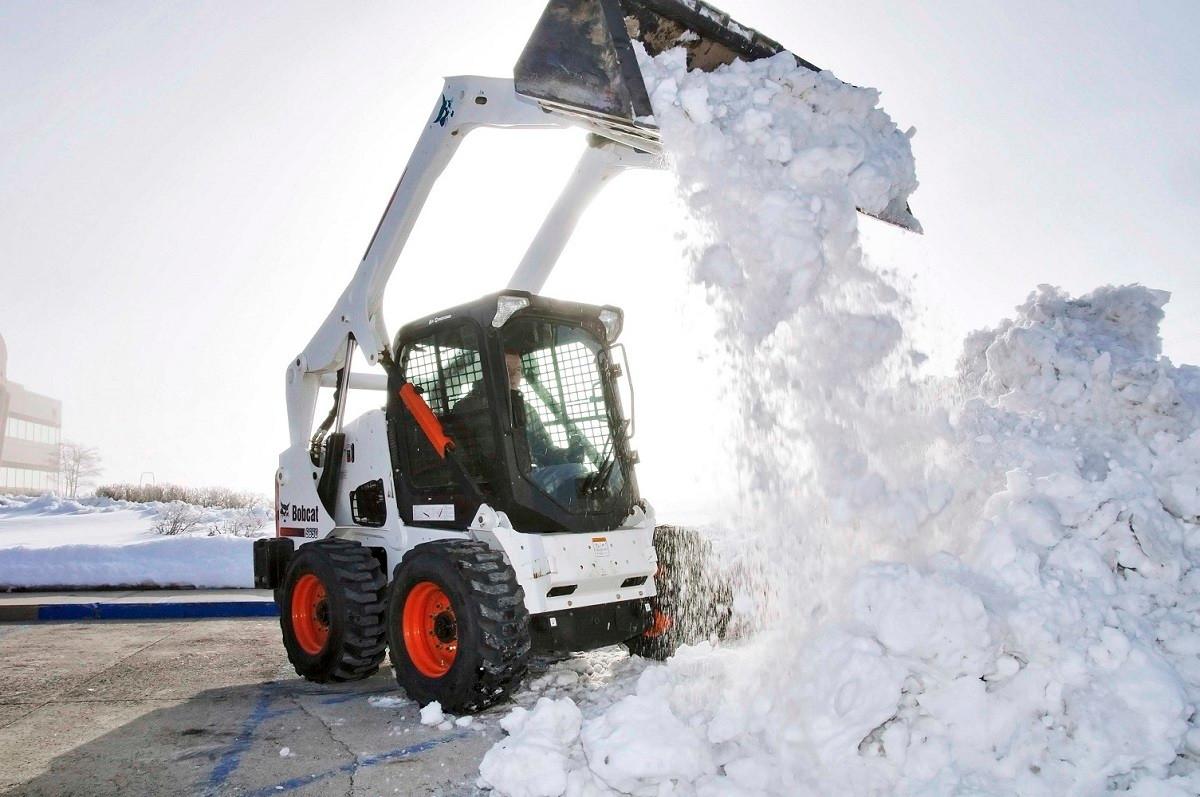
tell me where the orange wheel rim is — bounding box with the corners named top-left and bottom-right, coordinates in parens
top-left (291, 573), bottom-right (330, 655)
top-left (403, 581), bottom-right (458, 678)
top-left (644, 609), bottom-right (672, 639)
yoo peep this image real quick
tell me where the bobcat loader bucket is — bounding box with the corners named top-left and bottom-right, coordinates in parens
top-left (515, 0), bottom-right (921, 232)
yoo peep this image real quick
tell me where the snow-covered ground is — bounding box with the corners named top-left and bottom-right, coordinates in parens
top-left (475, 46), bottom-right (1200, 796)
top-left (0, 495), bottom-right (270, 588)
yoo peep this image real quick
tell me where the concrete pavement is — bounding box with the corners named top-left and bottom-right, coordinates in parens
top-left (0, 618), bottom-right (509, 796)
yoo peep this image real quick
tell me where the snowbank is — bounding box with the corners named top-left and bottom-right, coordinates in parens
top-left (0, 536), bottom-right (258, 589)
top-left (0, 494), bottom-right (133, 518)
top-left (0, 495), bottom-right (269, 588)
top-left (480, 288), bottom-right (1200, 796)
top-left (478, 46), bottom-right (1200, 796)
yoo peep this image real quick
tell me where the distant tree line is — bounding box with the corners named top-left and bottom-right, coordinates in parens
top-left (95, 483), bottom-right (264, 510)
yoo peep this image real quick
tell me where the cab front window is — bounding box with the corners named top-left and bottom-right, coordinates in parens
top-left (500, 317), bottom-right (630, 513)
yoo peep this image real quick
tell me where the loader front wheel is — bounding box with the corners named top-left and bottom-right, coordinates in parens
top-left (387, 540), bottom-right (531, 713)
top-left (279, 538), bottom-right (388, 683)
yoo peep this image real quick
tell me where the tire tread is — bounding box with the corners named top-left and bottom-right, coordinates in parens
top-left (388, 539), bottom-right (531, 712)
top-left (282, 538), bottom-right (388, 683)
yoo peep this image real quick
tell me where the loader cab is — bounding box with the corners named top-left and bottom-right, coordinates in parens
top-left (386, 291), bottom-right (639, 534)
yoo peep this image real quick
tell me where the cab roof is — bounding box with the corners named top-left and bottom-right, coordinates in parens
top-left (392, 290), bottom-right (623, 353)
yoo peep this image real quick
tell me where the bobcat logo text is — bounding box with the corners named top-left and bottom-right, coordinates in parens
top-left (281, 503), bottom-right (319, 523)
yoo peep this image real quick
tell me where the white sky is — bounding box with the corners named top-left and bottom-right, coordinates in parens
top-left (1, 1), bottom-right (1197, 511)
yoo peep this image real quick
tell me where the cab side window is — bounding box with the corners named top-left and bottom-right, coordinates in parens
top-left (398, 322), bottom-right (491, 491)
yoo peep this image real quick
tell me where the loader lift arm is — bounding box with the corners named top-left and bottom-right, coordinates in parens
top-left (282, 76), bottom-right (659, 507)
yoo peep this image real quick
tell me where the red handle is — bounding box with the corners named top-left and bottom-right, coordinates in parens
top-left (399, 383), bottom-right (453, 458)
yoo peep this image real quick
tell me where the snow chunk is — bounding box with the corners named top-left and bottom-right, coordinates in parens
top-left (581, 693), bottom-right (715, 793)
top-left (478, 697), bottom-right (582, 797)
top-left (418, 701), bottom-right (444, 726)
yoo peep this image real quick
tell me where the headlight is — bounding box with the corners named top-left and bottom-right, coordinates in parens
top-left (598, 308), bottom-right (623, 342)
top-left (492, 295), bottom-right (530, 328)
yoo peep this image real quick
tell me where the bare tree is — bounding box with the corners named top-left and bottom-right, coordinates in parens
top-left (59, 442), bottom-right (102, 498)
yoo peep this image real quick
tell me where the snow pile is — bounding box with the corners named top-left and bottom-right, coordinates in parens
top-left (479, 698), bottom-right (583, 797)
top-left (0, 494), bottom-right (272, 539)
top-left (0, 495), bottom-right (270, 588)
top-left (0, 536), bottom-right (260, 589)
top-left (480, 289), bottom-right (1200, 795)
top-left (0, 494), bottom-right (132, 516)
top-left (478, 47), bottom-right (1200, 796)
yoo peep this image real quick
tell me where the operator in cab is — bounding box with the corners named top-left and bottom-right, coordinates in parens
top-left (450, 349), bottom-right (589, 504)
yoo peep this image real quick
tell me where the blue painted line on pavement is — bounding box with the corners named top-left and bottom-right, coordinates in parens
top-left (34, 601), bottom-right (279, 621)
top-left (240, 732), bottom-right (468, 797)
top-left (205, 685), bottom-right (277, 795)
top-left (319, 686), bottom-right (398, 705)
top-left (262, 706), bottom-right (298, 721)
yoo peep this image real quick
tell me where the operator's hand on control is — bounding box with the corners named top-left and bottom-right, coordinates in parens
top-left (566, 433), bottom-right (588, 461)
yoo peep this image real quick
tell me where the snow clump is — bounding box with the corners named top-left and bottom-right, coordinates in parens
top-left (418, 701), bottom-right (445, 726)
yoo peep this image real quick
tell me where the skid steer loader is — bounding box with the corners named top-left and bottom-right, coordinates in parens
top-left (254, 0), bottom-right (920, 712)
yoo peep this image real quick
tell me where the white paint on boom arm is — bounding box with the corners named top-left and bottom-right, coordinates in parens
top-left (280, 75), bottom-right (661, 505)
top-left (508, 139), bottom-right (659, 294)
top-left (302, 77), bottom-right (564, 373)
top-left (285, 77), bottom-right (565, 450)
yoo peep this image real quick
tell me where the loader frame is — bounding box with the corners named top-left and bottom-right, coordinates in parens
top-left (273, 76), bottom-right (663, 628)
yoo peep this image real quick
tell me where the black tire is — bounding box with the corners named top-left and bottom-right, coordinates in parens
top-left (279, 538), bottom-right (388, 683)
top-left (386, 539), bottom-right (531, 713)
top-left (625, 525), bottom-right (733, 660)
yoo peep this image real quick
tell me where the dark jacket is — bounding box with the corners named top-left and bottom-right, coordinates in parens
top-left (449, 382), bottom-right (566, 481)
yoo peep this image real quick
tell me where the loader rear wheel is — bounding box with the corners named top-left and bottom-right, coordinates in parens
top-left (387, 540), bottom-right (531, 713)
top-left (625, 526), bottom-right (733, 661)
top-left (279, 538), bottom-right (387, 683)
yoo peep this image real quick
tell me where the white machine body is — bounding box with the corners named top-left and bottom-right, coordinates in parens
top-left (276, 76), bottom-right (662, 619)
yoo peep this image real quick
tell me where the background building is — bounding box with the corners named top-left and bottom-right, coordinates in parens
top-left (0, 333), bottom-right (62, 494)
